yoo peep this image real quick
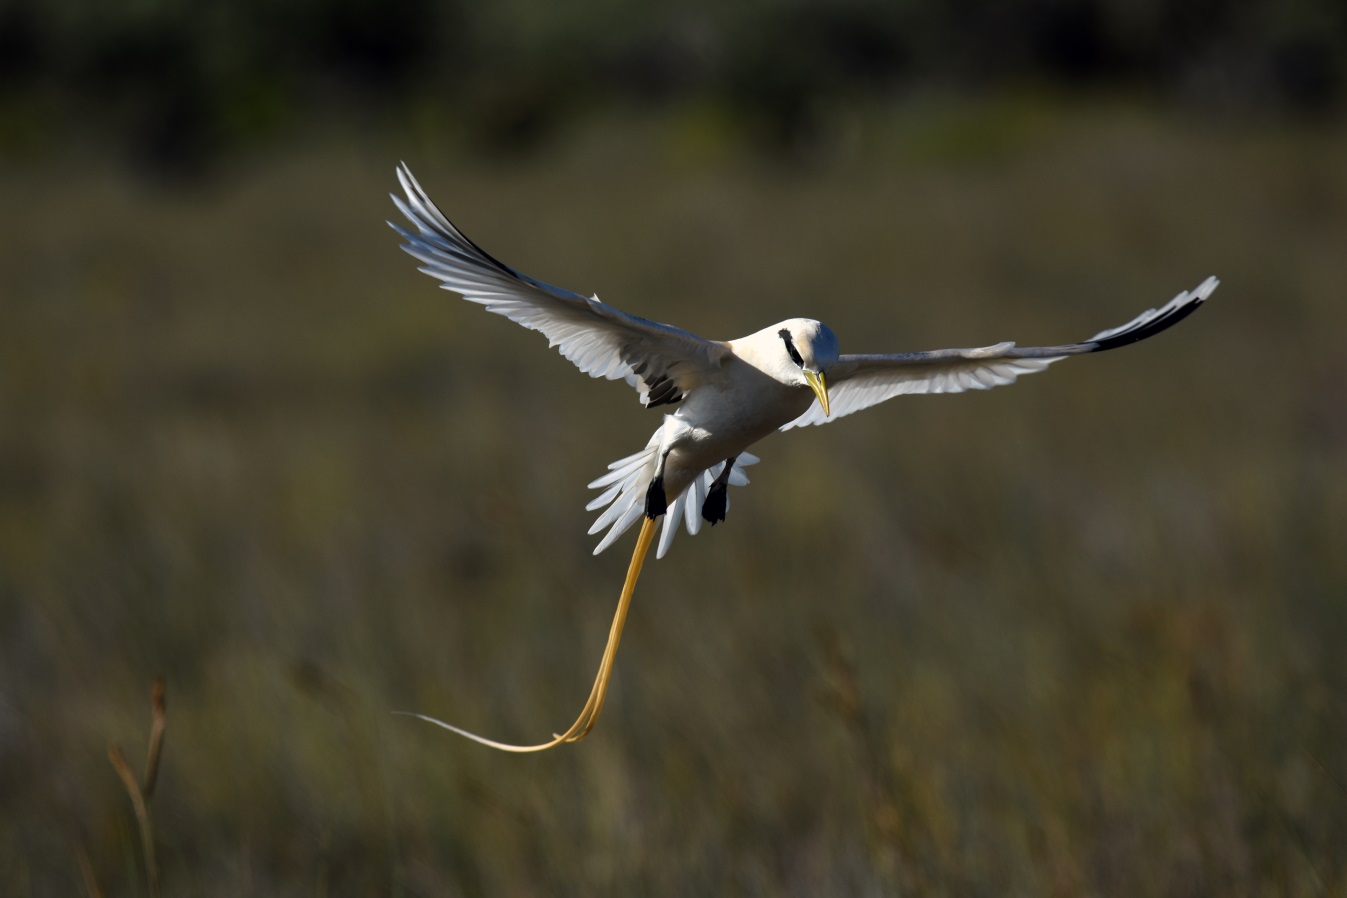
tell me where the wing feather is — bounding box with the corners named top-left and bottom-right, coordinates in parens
top-left (784, 276), bottom-right (1218, 429)
top-left (390, 164), bottom-right (729, 407)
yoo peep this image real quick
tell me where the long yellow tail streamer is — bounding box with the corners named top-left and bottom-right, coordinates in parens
top-left (396, 516), bottom-right (659, 752)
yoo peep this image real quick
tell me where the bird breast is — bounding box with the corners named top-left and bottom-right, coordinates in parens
top-left (661, 356), bottom-right (815, 488)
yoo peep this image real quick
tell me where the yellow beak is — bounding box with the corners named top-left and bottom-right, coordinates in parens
top-left (804, 369), bottom-right (830, 417)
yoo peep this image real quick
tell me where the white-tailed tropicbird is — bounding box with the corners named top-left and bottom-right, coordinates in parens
top-left (388, 163), bottom-right (1218, 751)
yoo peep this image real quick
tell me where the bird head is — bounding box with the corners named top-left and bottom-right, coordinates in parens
top-left (774, 318), bottom-right (838, 416)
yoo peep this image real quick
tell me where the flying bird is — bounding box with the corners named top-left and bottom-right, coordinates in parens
top-left (388, 163), bottom-right (1218, 751)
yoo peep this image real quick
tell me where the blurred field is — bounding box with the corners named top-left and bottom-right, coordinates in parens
top-left (2, 101), bottom-right (1346, 895)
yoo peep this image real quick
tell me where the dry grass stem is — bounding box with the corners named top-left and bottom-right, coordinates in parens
top-left (144, 676), bottom-right (167, 798)
top-left (108, 677), bottom-right (166, 898)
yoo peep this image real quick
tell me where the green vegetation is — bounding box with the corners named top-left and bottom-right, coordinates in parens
top-left (2, 102), bottom-right (1344, 893)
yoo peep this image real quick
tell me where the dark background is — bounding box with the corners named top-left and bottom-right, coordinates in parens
top-left (4, 0), bottom-right (1346, 174)
top-left (2, 0), bottom-right (1345, 894)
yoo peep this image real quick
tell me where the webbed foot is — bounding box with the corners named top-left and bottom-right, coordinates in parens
top-left (701, 455), bottom-right (737, 524)
top-left (644, 476), bottom-right (667, 518)
top-left (701, 481), bottom-right (728, 524)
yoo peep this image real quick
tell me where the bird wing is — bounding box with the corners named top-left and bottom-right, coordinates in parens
top-left (390, 164), bottom-right (730, 407)
top-left (783, 276), bottom-right (1218, 429)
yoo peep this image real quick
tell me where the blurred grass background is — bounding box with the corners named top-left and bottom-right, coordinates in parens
top-left (2, 0), bottom-right (1347, 894)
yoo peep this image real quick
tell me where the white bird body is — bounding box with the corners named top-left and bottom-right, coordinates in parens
top-left (668, 357), bottom-right (809, 474)
top-left (586, 319), bottom-right (840, 556)
top-left (387, 163), bottom-right (1219, 752)
top-left (389, 163), bottom-right (1218, 560)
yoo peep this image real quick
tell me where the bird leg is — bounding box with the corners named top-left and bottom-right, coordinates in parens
top-left (395, 515), bottom-right (658, 752)
top-left (701, 455), bottom-right (738, 524)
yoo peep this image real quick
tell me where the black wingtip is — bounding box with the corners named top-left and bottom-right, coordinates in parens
top-left (1089, 277), bottom-right (1218, 353)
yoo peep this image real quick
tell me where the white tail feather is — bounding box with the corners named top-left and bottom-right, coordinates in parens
top-left (587, 429), bottom-right (759, 557)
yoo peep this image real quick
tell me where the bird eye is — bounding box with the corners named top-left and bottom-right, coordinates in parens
top-left (778, 329), bottom-right (805, 367)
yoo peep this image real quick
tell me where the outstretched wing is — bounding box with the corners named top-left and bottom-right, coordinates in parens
top-left (390, 164), bottom-right (729, 408)
top-left (784, 276), bottom-right (1219, 429)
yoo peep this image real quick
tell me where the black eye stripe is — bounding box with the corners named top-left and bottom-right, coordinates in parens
top-left (778, 328), bottom-right (804, 367)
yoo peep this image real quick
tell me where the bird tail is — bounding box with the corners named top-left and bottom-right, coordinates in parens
top-left (585, 429), bottom-right (758, 559)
